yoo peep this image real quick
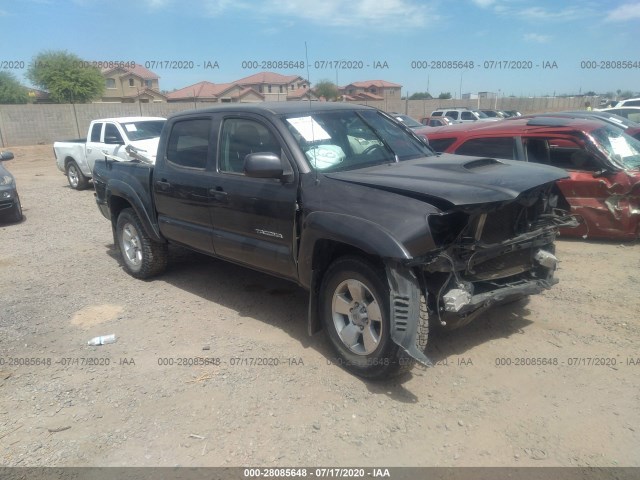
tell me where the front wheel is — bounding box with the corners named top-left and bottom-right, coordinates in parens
top-left (115, 208), bottom-right (168, 279)
top-left (320, 256), bottom-right (428, 379)
top-left (9, 195), bottom-right (23, 223)
top-left (66, 160), bottom-right (88, 190)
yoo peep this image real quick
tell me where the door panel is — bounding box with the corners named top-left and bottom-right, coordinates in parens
top-left (154, 117), bottom-right (217, 254)
top-left (210, 116), bottom-right (298, 279)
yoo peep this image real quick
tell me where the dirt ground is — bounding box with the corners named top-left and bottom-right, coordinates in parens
top-left (0, 145), bottom-right (639, 468)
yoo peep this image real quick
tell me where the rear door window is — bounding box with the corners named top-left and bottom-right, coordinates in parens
top-left (90, 123), bottom-right (102, 142)
top-left (454, 137), bottom-right (515, 159)
top-left (460, 111), bottom-right (476, 121)
top-left (446, 111), bottom-right (459, 120)
top-left (165, 118), bottom-right (211, 169)
top-left (428, 137), bottom-right (458, 152)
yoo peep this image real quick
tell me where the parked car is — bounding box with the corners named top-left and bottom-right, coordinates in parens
top-left (93, 102), bottom-right (574, 378)
top-left (420, 116), bottom-right (456, 127)
top-left (598, 106), bottom-right (640, 124)
top-left (503, 110), bottom-right (522, 117)
top-left (0, 151), bottom-right (22, 223)
top-left (518, 111), bottom-right (640, 140)
top-left (431, 108), bottom-right (500, 123)
top-left (615, 97), bottom-right (640, 108)
top-left (423, 116), bottom-right (640, 240)
top-left (389, 113), bottom-right (424, 129)
top-left (54, 117), bottom-right (165, 190)
top-left (480, 109), bottom-right (506, 118)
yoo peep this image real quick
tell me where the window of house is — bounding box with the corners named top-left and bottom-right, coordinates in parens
top-left (145, 80), bottom-right (152, 88)
top-left (279, 85), bottom-right (283, 93)
top-left (129, 78), bottom-right (135, 87)
top-left (219, 118), bottom-right (281, 174)
top-left (165, 119), bottom-right (211, 169)
top-left (268, 85), bottom-right (272, 93)
top-left (105, 78), bottom-right (116, 89)
top-left (90, 123), bottom-right (103, 142)
top-left (428, 137), bottom-right (458, 152)
top-left (455, 137), bottom-right (515, 159)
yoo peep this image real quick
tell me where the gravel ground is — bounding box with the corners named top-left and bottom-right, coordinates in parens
top-left (1, 145), bottom-right (639, 467)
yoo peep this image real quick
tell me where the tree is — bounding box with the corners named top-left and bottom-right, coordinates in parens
top-left (619, 90), bottom-right (634, 99)
top-left (313, 79), bottom-right (340, 101)
top-left (438, 92), bottom-right (452, 99)
top-left (0, 71), bottom-right (29, 104)
top-left (26, 50), bottom-right (104, 103)
top-left (409, 92), bottom-right (432, 100)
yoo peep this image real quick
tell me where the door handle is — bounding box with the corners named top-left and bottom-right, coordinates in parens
top-left (209, 187), bottom-right (227, 196)
top-left (87, 148), bottom-right (92, 153)
top-left (155, 180), bottom-right (171, 190)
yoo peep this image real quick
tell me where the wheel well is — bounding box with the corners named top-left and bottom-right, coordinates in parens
top-left (109, 196), bottom-right (133, 224)
top-left (311, 240), bottom-right (383, 282)
top-left (64, 157), bottom-right (76, 168)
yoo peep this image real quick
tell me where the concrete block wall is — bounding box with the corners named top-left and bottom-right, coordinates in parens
top-left (0, 96), bottom-right (600, 147)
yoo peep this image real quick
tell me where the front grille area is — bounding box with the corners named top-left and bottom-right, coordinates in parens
top-left (465, 248), bottom-right (533, 281)
top-left (479, 203), bottom-right (520, 243)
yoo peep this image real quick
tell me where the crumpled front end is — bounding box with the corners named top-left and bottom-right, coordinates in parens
top-left (417, 184), bottom-right (578, 330)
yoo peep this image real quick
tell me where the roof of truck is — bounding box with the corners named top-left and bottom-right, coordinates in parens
top-left (92, 117), bottom-right (166, 123)
top-left (169, 101), bottom-right (374, 119)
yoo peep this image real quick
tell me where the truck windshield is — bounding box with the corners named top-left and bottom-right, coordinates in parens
top-left (122, 120), bottom-right (166, 141)
top-left (590, 125), bottom-right (640, 170)
top-left (283, 110), bottom-right (433, 172)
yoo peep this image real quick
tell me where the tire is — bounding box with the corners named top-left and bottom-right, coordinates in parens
top-left (9, 195), bottom-right (23, 223)
top-left (115, 208), bottom-right (168, 279)
top-left (66, 160), bottom-right (88, 190)
top-left (320, 256), bottom-right (428, 380)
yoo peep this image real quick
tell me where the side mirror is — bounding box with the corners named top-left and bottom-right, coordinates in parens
top-left (244, 152), bottom-right (284, 179)
top-left (104, 136), bottom-right (124, 145)
top-left (0, 151), bottom-right (14, 161)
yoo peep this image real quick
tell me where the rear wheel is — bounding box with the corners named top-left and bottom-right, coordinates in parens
top-left (66, 160), bottom-right (88, 190)
top-left (320, 256), bottom-right (428, 379)
top-left (115, 208), bottom-right (168, 279)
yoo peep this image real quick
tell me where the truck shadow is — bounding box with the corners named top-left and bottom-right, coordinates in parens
top-left (105, 244), bottom-right (536, 396)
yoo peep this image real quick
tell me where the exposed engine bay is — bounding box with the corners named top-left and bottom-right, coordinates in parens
top-left (418, 184), bottom-right (579, 329)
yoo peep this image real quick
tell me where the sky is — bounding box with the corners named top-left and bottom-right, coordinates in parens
top-left (0, 0), bottom-right (639, 98)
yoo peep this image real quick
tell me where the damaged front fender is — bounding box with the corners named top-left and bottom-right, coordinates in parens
top-left (385, 261), bottom-right (432, 367)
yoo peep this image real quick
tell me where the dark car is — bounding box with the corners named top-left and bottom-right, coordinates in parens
top-left (424, 116), bottom-right (640, 240)
top-left (93, 102), bottom-right (575, 378)
top-left (0, 151), bottom-right (22, 223)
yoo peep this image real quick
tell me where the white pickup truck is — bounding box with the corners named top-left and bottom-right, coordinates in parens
top-left (54, 116), bottom-right (165, 189)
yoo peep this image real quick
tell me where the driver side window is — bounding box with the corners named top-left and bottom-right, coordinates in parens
top-left (219, 119), bottom-right (281, 174)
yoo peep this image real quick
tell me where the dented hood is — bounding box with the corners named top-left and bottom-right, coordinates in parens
top-left (324, 154), bottom-right (568, 207)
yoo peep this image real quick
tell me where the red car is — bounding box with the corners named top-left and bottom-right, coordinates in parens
top-left (424, 116), bottom-right (640, 240)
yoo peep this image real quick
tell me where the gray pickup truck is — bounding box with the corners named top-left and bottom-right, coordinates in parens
top-left (93, 102), bottom-right (576, 379)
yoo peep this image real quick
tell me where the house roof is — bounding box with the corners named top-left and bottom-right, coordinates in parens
top-left (122, 88), bottom-right (168, 100)
top-left (102, 64), bottom-right (159, 80)
top-left (166, 81), bottom-right (237, 100)
top-left (287, 87), bottom-right (315, 100)
top-left (234, 72), bottom-right (305, 85)
top-left (343, 92), bottom-right (385, 101)
top-left (344, 80), bottom-right (402, 89)
top-left (229, 87), bottom-right (264, 100)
